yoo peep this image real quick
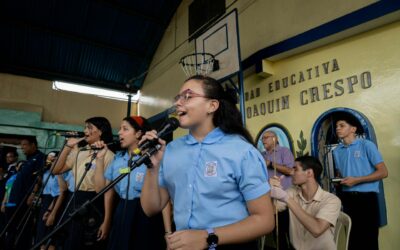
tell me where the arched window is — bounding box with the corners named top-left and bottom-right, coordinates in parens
top-left (311, 107), bottom-right (386, 226)
top-left (255, 123), bottom-right (294, 154)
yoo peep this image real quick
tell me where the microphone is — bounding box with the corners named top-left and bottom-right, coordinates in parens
top-left (166, 105), bottom-right (177, 115)
top-left (134, 117), bottom-right (180, 155)
top-left (33, 166), bottom-right (49, 176)
top-left (81, 140), bottom-right (121, 151)
top-left (56, 131), bottom-right (85, 137)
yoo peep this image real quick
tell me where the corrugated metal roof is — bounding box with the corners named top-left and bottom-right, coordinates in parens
top-left (0, 0), bottom-right (182, 92)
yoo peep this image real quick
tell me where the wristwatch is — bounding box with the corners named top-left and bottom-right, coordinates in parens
top-left (206, 228), bottom-right (218, 250)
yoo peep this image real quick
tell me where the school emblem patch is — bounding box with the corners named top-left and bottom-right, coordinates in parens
top-left (204, 161), bottom-right (218, 177)
top-left (135, 172), bottom-right (145, 183)
top-left (354, 150), bottom-right (361, 158)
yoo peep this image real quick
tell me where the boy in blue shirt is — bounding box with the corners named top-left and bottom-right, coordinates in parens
top-left (333, 113), bottom-right (388, 250)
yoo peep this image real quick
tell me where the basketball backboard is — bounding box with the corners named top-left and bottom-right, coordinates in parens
top-left (195, 9), bottom-right (241, 80)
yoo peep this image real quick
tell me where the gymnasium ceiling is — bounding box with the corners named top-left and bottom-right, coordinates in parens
top-left (0, 0), bottom-right (182, 92)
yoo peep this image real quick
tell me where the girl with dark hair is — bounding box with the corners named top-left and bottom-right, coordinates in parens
top-left (141, 75), bottom-right (274, 250)
top-left (94, 116), bottom-right (170, 250)
top-left (52, 116), bottom-right (115, 250)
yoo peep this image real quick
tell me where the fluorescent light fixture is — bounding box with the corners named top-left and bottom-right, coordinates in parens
top-left (53, 81), bottom-right (140, 102)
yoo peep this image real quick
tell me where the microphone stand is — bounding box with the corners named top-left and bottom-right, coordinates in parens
top-left (272, 138), bottom-right (279, 250)
top-left (31, 145), bottom-right (161, 250)
top-left (0, 146), bottom-right (54, 242)
top-left (41, 148), bottom-right (99, 249)
top-left (0, 174), bottom-right (41, 240)
top-left (13, 141), bottom-right (68, 247)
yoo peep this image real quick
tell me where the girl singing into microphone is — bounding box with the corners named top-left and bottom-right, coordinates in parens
top-left (52, 117), bottom-right (115, 250)
top-left (95, 116), bottom-right (169, 250)
top-left (141, 75), bottom-right (275, 250)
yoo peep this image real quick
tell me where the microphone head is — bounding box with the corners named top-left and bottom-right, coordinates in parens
top-left (166, 105), bottom-right (177, 115)
top-left (136, 117), bottom-right (180, 153)
top-left (56, 131), bottom-right (85, 138)
top-left (165, 117), bottom-right (180, 131)
top-left (108, 140), bottom-right (121, 147)
top-left (155, 117), bottom-right (180, 139)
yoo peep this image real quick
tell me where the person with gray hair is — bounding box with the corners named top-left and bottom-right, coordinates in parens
top-left (261, 130), bottom-right (295, 249)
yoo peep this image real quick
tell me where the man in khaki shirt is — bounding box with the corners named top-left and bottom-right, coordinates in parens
top-left (270, 156), bottom-right (341, 250)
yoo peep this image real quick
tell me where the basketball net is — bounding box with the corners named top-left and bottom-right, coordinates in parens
top-left (179, 52), bottom-right (215, 77)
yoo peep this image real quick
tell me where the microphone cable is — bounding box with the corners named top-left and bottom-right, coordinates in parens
top-left (119, 151), bottom-right (133, 250)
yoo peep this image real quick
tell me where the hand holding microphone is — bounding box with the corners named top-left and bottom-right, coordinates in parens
top-left (137, 117), bottom-right (179, 169)
top-left (90, 140), bottom-right (120, 159)
top-left (81, 140), bottom-right (120, 152)
top-left (65, 137), bottom-right (86, 150)
top-left (91, 140), bottom-right (109, 159)
top-left (138, 131), bottom-right (167, 169)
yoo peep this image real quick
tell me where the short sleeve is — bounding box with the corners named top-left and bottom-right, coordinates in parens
top-left (104, 160), bottom-right (115, 181)
top-left (158, 162), bottom-right (167, 188)
top-left (315, 195), bottom-right (341, 226)
top-left (238, 148), bottom-right (270, 201)
top-left (364, 140), bottom-right (383, 166)
top-left (281, 147), bottom-right (295, 168)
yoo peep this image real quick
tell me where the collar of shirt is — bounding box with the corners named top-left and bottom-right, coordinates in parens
top-left (296, 185), bottom-right (324, 204)
top-left (119, 151), bottom-right (140, 165)
top-left (184, 127), bottom-right (225, 145)
top-left (338, 138), bottom-right (361, 148)
top-left (7, 163), bottom-right (17, 171)
top-left (121, 151), bottom-right (130, 160)
top-left (26, 150), bottom-right (40, 160)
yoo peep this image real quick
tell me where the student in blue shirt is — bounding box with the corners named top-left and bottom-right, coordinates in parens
top-left (50, 170), bottom-right (74, 248)
top-left (94, 116), bottom-right (169, 250)
top-left (35, 151), bottom-right (59, 250)
top-left (141, 75), bottom-right (275, 250)
top-left (332, 112), bottom-right (388, 250)
top-left (41, 171), bottom-right (66, 250)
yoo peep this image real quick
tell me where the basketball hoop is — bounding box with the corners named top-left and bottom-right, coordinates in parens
top-left (179, 52), bottom-right (217, 77)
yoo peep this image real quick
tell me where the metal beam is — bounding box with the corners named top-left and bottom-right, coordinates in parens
top-left (95, 0), bottom-right (166, 26)
top-left (0, 63), bottom-right (139, 92)
top-left (0, 16), bottom-right (147, 59)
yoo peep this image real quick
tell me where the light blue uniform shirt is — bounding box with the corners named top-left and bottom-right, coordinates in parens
top-left (62, 170), bottom-right (75, 193)
top-left (159, 128), bottom-right (270, 230)
top-left (333, 138), bottom-right (383, 193)
top-left (104, 152), bottom-right (147, 200)
top-left (42, 170), bottom-right (60, 197)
